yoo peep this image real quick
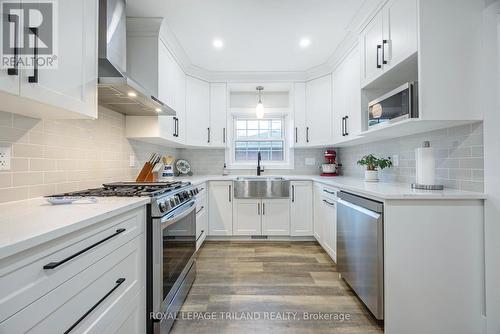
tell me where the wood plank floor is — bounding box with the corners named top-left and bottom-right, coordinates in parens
top-left (171, 241), bottom-right (384, 334)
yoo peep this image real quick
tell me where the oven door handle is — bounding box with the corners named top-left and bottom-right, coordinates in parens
top-left (160, 200), bottom-right (197, 227)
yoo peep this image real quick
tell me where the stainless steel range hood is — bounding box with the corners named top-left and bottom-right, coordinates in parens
top-left (97, 0), bottom-right (175, 116)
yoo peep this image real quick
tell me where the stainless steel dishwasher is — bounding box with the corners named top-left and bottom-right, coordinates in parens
top-left (337, 191), bottom-right (384, 320)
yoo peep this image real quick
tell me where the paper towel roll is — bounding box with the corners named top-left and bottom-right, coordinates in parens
top-left (415, 141), bottom-right (435, 185)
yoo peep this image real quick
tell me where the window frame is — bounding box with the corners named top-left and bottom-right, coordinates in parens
top-left (226, 114), bottom-right (294, 170)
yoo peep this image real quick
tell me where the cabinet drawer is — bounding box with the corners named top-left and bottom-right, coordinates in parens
top-left (0, 207), bottom-right (145, 322)
top-left (196, 191), bottom-right (207, 214)
top-left (0, 235), bottom-right (144, 334)
top-left (319, 184), bottom-right (338, 200)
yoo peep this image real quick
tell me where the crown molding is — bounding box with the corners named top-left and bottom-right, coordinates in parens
top-left (127, 0), bottom-right (385, 83)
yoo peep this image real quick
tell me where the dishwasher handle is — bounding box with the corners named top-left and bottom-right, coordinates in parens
top-left (338, 191), bottom-right (383, 213)
top-left (337, 199), bottom-right (382, 221)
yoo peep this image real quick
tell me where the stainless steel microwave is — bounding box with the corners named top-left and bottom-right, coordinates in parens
top-left (368, 82), bottom-right (418, 129)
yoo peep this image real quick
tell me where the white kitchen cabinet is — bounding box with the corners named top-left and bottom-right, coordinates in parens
top-left (262, 199), bottom-right (290, 236)
top-left (233, 199), bottom-right (262, 235)
top-left (209, 82), bottom-right (228, 147)
top-left (313, 183), bottom-right (338, 262)
top-left (290, 181), bottom-right (313, 236)
top-left (360, 0), bottom-right (417, 87)
top-left (293, 82), bottom-right (308, 147)
top-left (313, 184), bottom-right (324, 242)
top-left (233, 198), bottom-right (290, 236)
top-left (305, 74), bottom-right (333, 146)
top-left (382, 0), bottom-right (418, 72)
top-left (208, 181), bottom-right (233, 236)
top-left (186, 76), bottom-right (210, 147)
top-left (321, 196), bottom-right (337, 262)
top-left (0, 207), bottom-right (146, 333)
top-left (0, 0), bottom-right (97, 119)
top-left (333, 45), bottom-right (362, 142)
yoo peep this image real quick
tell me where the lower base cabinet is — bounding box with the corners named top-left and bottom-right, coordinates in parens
top-left (0, 207), bottom-right (146, 333)
top-left (313, 183), bottom-right (338, 262)
top-left (208, 181), bottom-right (233, 236)
top-left (233, 198), bottom-right (290, 236)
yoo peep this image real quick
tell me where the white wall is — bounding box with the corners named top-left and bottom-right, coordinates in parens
top-left (482, 1), bottom-right (500, 333)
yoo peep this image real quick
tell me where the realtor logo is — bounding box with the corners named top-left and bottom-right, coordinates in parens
top-left (1, 0), bottom-right (58, 69)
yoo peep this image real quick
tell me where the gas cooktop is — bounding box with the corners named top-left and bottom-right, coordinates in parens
top-left (48, 181), bottom-right (189, 198)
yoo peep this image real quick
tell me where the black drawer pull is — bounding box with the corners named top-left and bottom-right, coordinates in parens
top-left (323, 199), bottom-right (336, 207)
top-left (196, 206), bottom-right (205, 215)
top-left (64, 278), bottom-right (126, 334)
top-left (323, 189), bottom-right (336, 195)
top-left (43, 228), bottom-right (126, 270)
top-left (196, 230), bottom-right (205, 242)
top-left (28, 27), bottom-right (39, 83)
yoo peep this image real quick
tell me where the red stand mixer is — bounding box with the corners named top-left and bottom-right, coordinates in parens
top-left (320, 149), bottom-right (339, 176)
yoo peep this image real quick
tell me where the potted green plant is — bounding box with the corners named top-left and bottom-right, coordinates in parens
top-left (357, 154), bottom-right (392, 182)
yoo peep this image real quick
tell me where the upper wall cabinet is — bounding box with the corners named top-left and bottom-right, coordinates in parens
top-left (0, 0), bottom-right (98, 119)
top-left (360, 0), bottom-right (417, 87)
top-left (333, 45), bottom-right (362, 142)
top-left (185, 76), bottom-right (210, 147)
top-left (209, 83), bottom-right (228, 148)
top-left (126, 18), bottom-right (186, 146)
top-left (305, 74), bottom-right (333, 146)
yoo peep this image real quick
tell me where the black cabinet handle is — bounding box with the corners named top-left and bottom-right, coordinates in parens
top-left (176, 118), bottom-right (179, 137)
top-left (43, 228), bottom-right (126, 270)
top-left (292, 185), bottom-right (295, 202)
top-left (196, 205), bottom-right (204, 215)
top-left (344, 116), bottom-right (349, 136)
top-left (306, 127), bottom-right (310, 143)
top-left (28, 27), bottom-right (39, 83)
top-left (64, 278), bottom-right (126, 334)
top-left (196, 230), bottom-right (205, 242)
top-left (7, 14), bottom-right (19, 76)
top-left (323, 189), bottom-right (336, 195)
top-left (257, 203), bottom-right (260, 215)
top-left (228, 185), bottom-right (231, 202)
top-left (376, 45), bottom-right (382, 69)
top-left (262, 203), bottom-right (265, 215)
top-left (323, 199), bottom-right (335, 207)
top-left (223, 128), bottom-right (226, 143)
top-left (341, 117), bottom-right (345, 136)
top-left (207, 127), bottom-right (211, 143)
top-left (382, 39), bottom-right (388, 64)
top-left (295, 127), bottom-right (298, 143)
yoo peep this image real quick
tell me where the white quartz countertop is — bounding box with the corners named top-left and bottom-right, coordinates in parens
top-left (0, 197), bottom-right (150, 260)
top-left (179, 175), bottom-right (486, 200)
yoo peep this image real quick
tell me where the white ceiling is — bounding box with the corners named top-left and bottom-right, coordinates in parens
top-left (126, 0), bottom-right (366, 72)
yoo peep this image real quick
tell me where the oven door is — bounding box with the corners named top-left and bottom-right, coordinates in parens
top-left (151, 199), bottom-right (197, 332)
top-left (368, 82), bottom-right (418, 129)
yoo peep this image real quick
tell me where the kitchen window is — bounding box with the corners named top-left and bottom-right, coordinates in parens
top-left (227, 116), bottom-right (293, 169)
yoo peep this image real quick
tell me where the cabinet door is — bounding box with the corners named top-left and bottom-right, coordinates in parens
top-left (208, 182), bottom-right (233, 236)
top-left (333, 45), bottom-right (362, 141)
top-left (383, 0), bottom-right (417, 71)
top-left (186, 76), bottom-right (210, 146)
top-left (305, 75), bottom-right (332, 145)
top-left (19, 0), bottom-right (97, 118)
top-left (321, 197), bottom-right (337, 262)
top-left (262, 199), bottom-right (290, 236)
top-left (196, 206), bottom-right (208, 249)
top-left (293, 82), bottom-right (307, 147)
top-left (233, 199), bottom-right (262, 235)
top-left (290, 182), bottom-right (313, 236)
top-left (173, 62), bottom-right (186, 142)
top-left (209, 82), bottom-right (227, 147)
top-left (158, 40), bottom-right (176, 111)
top-left (361, 11), bottom-right (384, 85)
top-left (313, 184), bottom-right (324, 242)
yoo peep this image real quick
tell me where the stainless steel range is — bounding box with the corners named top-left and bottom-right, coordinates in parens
top-left (48, 181), bottom-right (199, 334)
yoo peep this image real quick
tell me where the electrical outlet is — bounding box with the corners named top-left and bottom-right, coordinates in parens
top-left (305, 157), bottom-right (316, 166)
top-left (0, 146), bottom-right (11, 171)
top-left (392, 154), bottom-right (399, 167)
top-left (129, 154), bottom-right (136, 167)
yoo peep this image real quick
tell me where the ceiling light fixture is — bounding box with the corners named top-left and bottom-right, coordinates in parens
top-left (127, 91), bottom-right (137, 97)
top-left (300, 38), bottom-right (311, 48)
top-left (213, 39), bottom-right (224, 49)
top-left (155, 108), bottom-right (162, 113)
top-left (256, 86), bottom-right (264, 119)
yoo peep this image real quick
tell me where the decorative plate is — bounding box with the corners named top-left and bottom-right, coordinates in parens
top-left (175, 159), bottom-right (191, 175)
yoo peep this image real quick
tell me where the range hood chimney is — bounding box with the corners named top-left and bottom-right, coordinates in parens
top-left (97, 0), bottom-right (175, 116)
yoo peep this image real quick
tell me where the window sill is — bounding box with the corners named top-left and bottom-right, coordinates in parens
top-left (228, 163), bottom-right (294, 170)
